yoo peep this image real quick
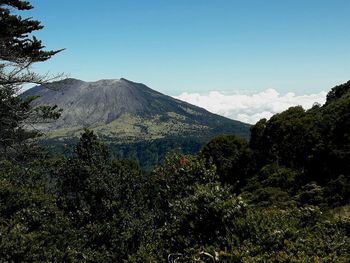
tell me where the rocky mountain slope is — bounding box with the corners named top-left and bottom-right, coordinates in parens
top-left (22, 78), bottom-right (250, 142)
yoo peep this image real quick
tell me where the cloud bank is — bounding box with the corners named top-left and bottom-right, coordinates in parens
top-left (174, 89), bottom-right (327, 124)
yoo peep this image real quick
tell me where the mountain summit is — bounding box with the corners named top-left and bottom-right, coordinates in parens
top-left (22, 78), bottom-right (250, 141)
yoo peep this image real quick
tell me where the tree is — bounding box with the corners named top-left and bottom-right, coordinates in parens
top-left (74, 129), bottom-right (110, 165)
top-left (201, 135), bottom-right (252, 188)
top-left (0, 166), bottom-right (85, 261)
top-left (0, 0), bottom-right (62, 81)
top-left (325, 80), bottom-right (350, 104)
top-left (0, 0), bottom-right (62, 161)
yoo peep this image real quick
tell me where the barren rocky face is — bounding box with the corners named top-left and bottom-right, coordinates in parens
top-left (22, 78), bottom-right (250, 141)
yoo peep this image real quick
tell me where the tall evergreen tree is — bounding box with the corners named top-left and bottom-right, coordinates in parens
top-left (0, 0), bottom-right (62, 161)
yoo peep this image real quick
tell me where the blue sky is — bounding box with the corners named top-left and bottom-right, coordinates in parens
top-left (28, 0), bottom-right (350, 96)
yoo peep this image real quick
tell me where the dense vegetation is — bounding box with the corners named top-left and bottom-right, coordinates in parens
top-left (1, 1), bottom-right (349, 262)
top-left (42, 135), bottom-right (205, 172)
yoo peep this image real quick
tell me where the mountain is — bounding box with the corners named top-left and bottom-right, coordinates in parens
top-left (22, 78), bottom-right (250, 141)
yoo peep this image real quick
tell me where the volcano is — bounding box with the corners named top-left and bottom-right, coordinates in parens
top-left (22, 78), bottom-right (250, 141)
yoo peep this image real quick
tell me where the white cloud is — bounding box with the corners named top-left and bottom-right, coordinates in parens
top-left (174, 89), bottom-right (327, 124)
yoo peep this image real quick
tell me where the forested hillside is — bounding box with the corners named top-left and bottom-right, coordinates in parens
top-left (43, 135), bottom-right (205, 172)
top-left (0, 1), bottom-right (349, 262)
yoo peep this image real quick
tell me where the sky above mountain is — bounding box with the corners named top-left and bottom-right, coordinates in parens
top-left (27, 0), bottom-right (348, 122)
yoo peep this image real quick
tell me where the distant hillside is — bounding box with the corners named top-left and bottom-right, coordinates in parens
top-left (22, 78), bottom-right (250, 142)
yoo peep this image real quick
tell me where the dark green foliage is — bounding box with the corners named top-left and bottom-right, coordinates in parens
top-left (0, 0), bottom-right (62, 63)
top-left (320, 85), bottom-right (350, 182)
top-left (251, 106), bottom-right (321, 170)
top-left (0, 161), bottom-right (86, 261)
top-left (42, 135), bottom-right (204, 171)
top-left (0, 92), bottom-right (61, 162)
top-left (324, 175), bottom-right (350, 207)
top-left (248, 82), bottom-right (350, 191)
top-left (50, 130), bottom-right (152, 261)
top-left (0, 91), bottom-right (35, 160)
top-left (75, 129), bottom-right (110, 165)
top-left (110, 135), bottom-right (204, 171)
top-left (295, 182), bottom-right (324, 206)
top-left (227, 206), bottom-right (350, 262)
top-left (129, 153), bottom-right (247, 260)
top-left (244, 163), bottom-right (303, 196)
top-left (0, 0), bottom-right (62, 161)
top-left (201, 135), bottom-right (252, 188)
top-left (326, 80), bottom-right (350, 104)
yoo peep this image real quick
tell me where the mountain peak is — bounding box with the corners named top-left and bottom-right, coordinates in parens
top-left (64, 77), bottom-right (83, 82)
top-left (85, 78), bottom-right (140, 87)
